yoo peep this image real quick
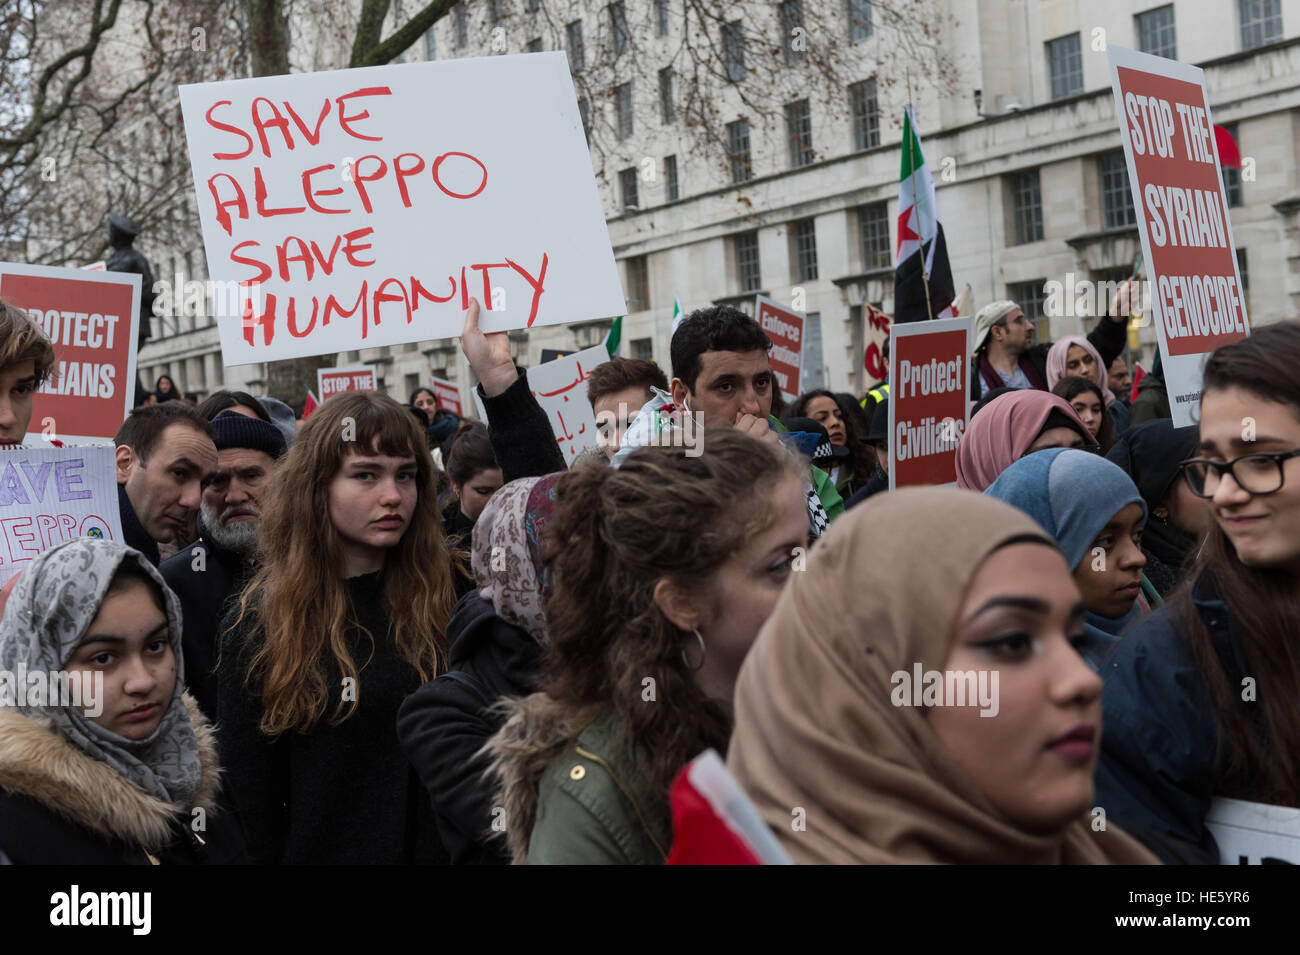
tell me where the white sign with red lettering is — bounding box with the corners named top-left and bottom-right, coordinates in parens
top-left (755, 296), bottom-right (804, 397)
top-left (317, 363), bottom-right (377, 399)
top-left (430, 377), bottom-right (462, 417)
top-left (178, 52), bottom-right (626, 367)
top-left (1206, 798), bottom-right (1300, 865)
top-left (1107, 46), bottom-right (1248, 428)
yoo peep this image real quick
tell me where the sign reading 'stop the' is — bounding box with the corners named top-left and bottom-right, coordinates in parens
top-left (179, 53), bottom-right (627, 367)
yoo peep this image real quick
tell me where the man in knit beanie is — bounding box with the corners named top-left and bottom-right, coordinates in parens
top-left (160, 410), bottom-right (286, 715)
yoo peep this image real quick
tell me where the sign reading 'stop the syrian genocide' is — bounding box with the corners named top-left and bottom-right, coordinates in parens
top-left (178, 52), bottom-right (626, 367)
top-left (1107, 46), bottom-right (1249, 428)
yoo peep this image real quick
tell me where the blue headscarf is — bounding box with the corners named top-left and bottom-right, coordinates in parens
top-left (984, 448), bottom-right (1147, 669)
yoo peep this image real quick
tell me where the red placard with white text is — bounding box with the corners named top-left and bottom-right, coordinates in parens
top-left (0, 263), bottom-right (141, 446)
top-left (1108, 46), bottom-right (1248, 428)
top-left (755, 296), bottom-right (804, 397)
top-left (430, 376), bottom-right (462, 417)
top-left (889, 318), bottom-right (970, 489)
top-left (317, 363), bottom-right (376, 399)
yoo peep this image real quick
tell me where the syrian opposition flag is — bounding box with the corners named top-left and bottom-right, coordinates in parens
top-left (302, 389), bottom-right (319, 420)
top-left (894, 106), bottom-right (956, 323)
top-left (665, 750), bottom-right (793, 865)
top-left (670, 295), bottom-right (684, 336)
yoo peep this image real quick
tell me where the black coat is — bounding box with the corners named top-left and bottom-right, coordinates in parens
top-left (160, 530), bottom-right (249, 718)
top-left (217, 571), bottom-right (447, 864)
top-left (480, 371), bottom-right (567, 482)
top-left (969, 315), bottom-right (1127, 403)
top-left (117, 483), bottom-right (160, 566)
top-left (1096, 582), bottom-right (1261, 864)
top-left (398, 591), bottom-right (541, 865)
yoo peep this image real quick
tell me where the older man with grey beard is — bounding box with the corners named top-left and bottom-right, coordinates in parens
top-left (160, 411), bottom-right (285, 716)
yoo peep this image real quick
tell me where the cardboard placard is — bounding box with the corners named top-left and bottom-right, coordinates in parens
top-left (0, 263), bottom-right (140, 446)
top-left (178, 52), bottom-right (626, 366)
top-left (430, 376), bottom-right (462, 417)
top-left (755, 296), bottom-right (804, 397)
top-left (317, 363), bottom-right (376, 399)
top-left (0, 447), bottom-right (123, 585)
top-left (1206, 797), bottom-right (1300, 865)
top-left (473, 343), bottom-right (608, 465)
top-left (888, 318), bottom-right (970, 489)
top-left (1107, 46), bottom-right (1249, 428)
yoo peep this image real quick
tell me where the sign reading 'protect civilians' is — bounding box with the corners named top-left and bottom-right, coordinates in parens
top-left (888, 317), bottom-right (969, 490)
top-left (178, 52), bottom-right (626, 367)
top-left (1107, 46), bottom-right (1249, 428)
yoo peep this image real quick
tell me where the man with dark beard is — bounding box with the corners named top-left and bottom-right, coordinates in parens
top-left (161, 411), bottom-right (285, 715)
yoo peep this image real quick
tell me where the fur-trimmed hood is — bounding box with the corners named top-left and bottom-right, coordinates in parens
top-left (482, 693), bottom-right (599, 864)
top-left (0, 693), bottom-right (221, 853)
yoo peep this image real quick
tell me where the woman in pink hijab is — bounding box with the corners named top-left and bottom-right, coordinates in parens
top-left (955, 390), bottom-right (1095, 491)
top-left (1046, 336), bottom-right (1130, 432)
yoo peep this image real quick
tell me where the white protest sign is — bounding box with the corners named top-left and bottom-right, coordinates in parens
top-left (474, 344), bottom-right (608, 466)
top-left (317, 363), bottom-right (377, 399)
top-left (0, 447), bottom-right (123, 585)
top-left (1107, 46), bottom-right (1249, 428)
top-left (1206, 797), bottom-right (1300, 865)
top-left (178, 52), bottom-right (626, 366)
top-left (430, 376), bottom-right (462, 417)
top-left (0, 263), bottom-right (140, 445)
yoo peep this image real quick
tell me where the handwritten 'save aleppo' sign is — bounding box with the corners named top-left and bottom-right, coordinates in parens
top-left (178, 52), bottom-right (626, 366)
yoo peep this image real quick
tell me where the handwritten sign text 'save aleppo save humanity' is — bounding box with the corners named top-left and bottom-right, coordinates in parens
top-left (178, 53), bottom-right (626, 366)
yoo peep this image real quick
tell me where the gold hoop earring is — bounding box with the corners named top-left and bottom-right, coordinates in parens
top-left (682, 628), bottom-right (706, 671)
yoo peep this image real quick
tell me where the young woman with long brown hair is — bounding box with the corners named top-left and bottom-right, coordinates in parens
top-left (218, 391), bottom-right (458, 864)
top-left (486, 430), bottom-right (810, 864)
top-left (1097, 322), bottom-right (1300, 862)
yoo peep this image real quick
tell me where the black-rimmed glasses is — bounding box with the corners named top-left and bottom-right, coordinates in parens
top-left (1180, 449), bottom-right (1300, 498)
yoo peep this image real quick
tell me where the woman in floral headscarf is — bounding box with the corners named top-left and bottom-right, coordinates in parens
top-left (0, 538), bottom-right (241, 864)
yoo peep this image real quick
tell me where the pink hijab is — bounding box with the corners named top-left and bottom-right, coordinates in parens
top-left (1046, 336), bottom-right (1115, 407)
top-left (955, 390), bottom-right (1093, 491)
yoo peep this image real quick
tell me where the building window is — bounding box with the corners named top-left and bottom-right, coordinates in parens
top-left (1239, 0), bottom-right (1282, 50)
top-left (848, 0), bottom-right (872, 42)
top-left (615, 82), bottom-right (633, 138)
top-left (567, 20), bottom-right (584, 69)
top-left (723, 20), bottom-right (745, 82)
top-left (423, 24), bottom-right (437, 59)
top-left (734, 231), bottom-right (761, 292)
top-left (802, 313), bottom-right (824, 391)
top-left (625, 255), bottom-right (650, 311)
top-left (859, 202), bottom-right (890, 270)
top-left (1007, 279), bottom-right (1048, 325)
top-left (659, 67), bottom-right (674, 123)
top-left (785, 99), bottom-right (813, 168)
top-left (1221, 123), bottom-right (1242, 206)
top-left (656, 0), bottom-right (670, 36)
top-left (609, 2), bottom-right (630, 55)
top-left (727, 118), bottom-right (753, 183)
top-left (405, 373), bottom-right (420, 396)
top-left (631, 337), bottom-right (654, 360)
top-left (619, 167), bottom-right (639, 211)
top-left (1136, 5), bottom-right (1177, 59)
top-left (780, 0), bottom-right (804, 65)
top-left (527, 37), bottom-right (542, 53)
top-left (1046, 33), bottom-right (1083, 100)
top-left (791, 218), bottom-right (818, 282)
top-left (1010, 170), bottom-right (1044, 244)
top-left (455, 3), bottom-right (468, 46)
top-left (578, 97), bottom-right (591, 141)
top-left (1099, 151), bottom-right (1137, 229)
top-left (527, 0), bottom-right (539, 11)
top-left (664, 154), bottom-right (679, 201)
top-left (849, 78), bottom-right (879, 152)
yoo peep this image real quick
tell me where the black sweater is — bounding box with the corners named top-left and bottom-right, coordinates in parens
top-left (398, 591), bottom-right (541, 865)
top-left (217, 572), bottom-right (446, 864)
top-left (479, 371), bottom-right (566, 482)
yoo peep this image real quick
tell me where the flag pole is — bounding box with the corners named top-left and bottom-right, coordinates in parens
top-left (904, 70), bottom-right (935, 321)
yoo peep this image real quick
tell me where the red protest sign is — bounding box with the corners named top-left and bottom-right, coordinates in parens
top-left (755, 296), bottom-right (804, 396)
top-left (317, 364), bottom-right (377, 399)
top-left (430, 377), bottom-right (462, 417)
top-left (0, 263), bottom-right (141, 445)
top-left (888, 318), bottom-right (969, 489)
top-left (1108, 47), bottom-right (1248, 427)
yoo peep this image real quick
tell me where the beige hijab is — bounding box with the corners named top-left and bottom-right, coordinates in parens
top-left (726, 487), bottom-right (1158, 865)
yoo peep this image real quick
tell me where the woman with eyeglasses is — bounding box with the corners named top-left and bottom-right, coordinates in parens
top-left (1095, 323), bottom-right (1300, 863)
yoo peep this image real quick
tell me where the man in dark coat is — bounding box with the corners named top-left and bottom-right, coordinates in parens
top-left (114, 403), bottom-right (217, 565)
top-left (161, 411), bottom-right (285, 716)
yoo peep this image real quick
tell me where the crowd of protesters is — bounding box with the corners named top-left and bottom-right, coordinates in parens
top-left (0, 280), bottom-right (1297, 867)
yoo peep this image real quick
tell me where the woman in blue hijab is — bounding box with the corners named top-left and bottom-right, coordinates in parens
top-left (984, 449), bottom-right (1148, 669)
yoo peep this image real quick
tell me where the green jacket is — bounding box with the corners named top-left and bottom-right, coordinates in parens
top-left (527, 710), bottom-right (672, 865)
top-left (768, 416), bottom-right (845, 522)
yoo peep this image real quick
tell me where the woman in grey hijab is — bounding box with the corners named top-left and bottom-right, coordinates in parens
top-left (0, 538), bottom-right (241, 864)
